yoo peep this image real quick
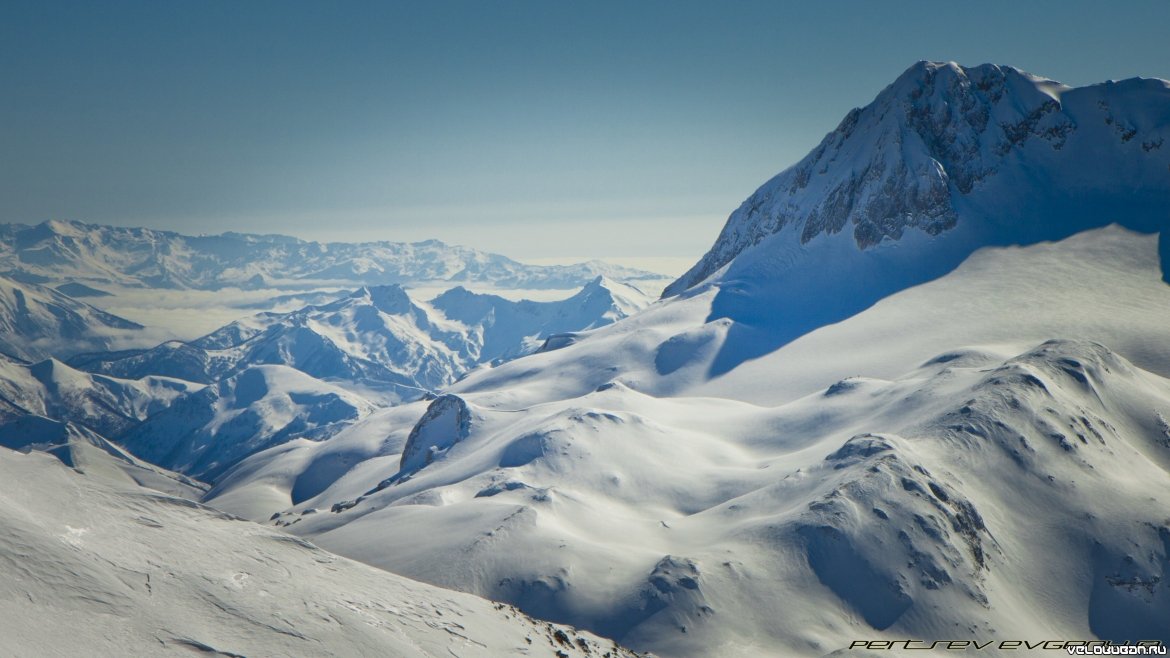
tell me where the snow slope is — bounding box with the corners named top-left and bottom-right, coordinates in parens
top-left (0, 447), bottom-right (641, 658)
top-left (0, 352), bottom-right (199, 438)
top-left (119, 365), bottom-right (376, 482)
top-left (0, 274), bottom-right (143, 361)
top-left (0, 219), bottom-right (662, 290)
top-left (220, 336), bottom-right (1170, 657)
top-left (0, 416), bottom-right (207, 499)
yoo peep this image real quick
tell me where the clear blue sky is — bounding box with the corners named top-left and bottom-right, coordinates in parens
top-left (3, 0), bottom-right (1168, 272)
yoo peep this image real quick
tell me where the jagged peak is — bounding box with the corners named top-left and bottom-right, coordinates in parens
top-left (351, 284), bottom-right (415, 315)
top-left (885, 61), bottom-right (1067, 99)
top-left (40, 218), bottom-right (90, 234)
top-left (665, 61), bottom-right (1170, 298)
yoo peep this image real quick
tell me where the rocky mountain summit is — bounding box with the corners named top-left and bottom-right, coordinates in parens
top-left (667, 61), bottom-right (1170, 296)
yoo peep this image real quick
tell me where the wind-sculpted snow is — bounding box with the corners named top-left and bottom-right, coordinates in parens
top-left (666, 62), bottom-right (1170, 297)
top-left (0, 218), bottom-right (663, 290)
top-left (236, 339), bottom-right (1170, 657)
top-left (0, 448), bottom-right (643, 658)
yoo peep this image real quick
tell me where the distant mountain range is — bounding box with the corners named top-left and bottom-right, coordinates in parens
top-left (0, 276), bottom-right (654, 481)
top-left (0, 219), bottom-right (663, 290)
top-left (70, 277), bottom-right (652, 393)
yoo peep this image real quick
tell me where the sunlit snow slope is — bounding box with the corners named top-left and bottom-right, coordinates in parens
top-left (0, 447), bottom-right (641, 658)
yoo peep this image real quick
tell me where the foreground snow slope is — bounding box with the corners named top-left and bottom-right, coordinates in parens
top-left (0, 447), bottom-right (642, 658)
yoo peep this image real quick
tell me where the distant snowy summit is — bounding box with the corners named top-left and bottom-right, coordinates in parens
top-left (667, 61), bottom-right (1170, 296)
top-left (0, 219), bottom-right (664, 290)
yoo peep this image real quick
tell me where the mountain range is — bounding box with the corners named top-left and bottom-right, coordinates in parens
top-left (70, 276), bottom-right (650, 392)
top-left (0, 218), bottom-right (663, 290)
top-left (194, 62), bottom-right (1170, 656)
top-left (3, 61), bottom-right (1169, 658)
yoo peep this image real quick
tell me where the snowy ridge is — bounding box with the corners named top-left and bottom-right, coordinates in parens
top-left (0, 352), bottom-right (198, 438)
top-left (0, 415), bottom-right (207, 499)
top-left (430, 276), bottom-right (654, 364)
top-left (119, 365), bottom-right (376, 481)
top-left (0, 274), bottom-right (143, 361)
top-left (0, 219), bottom-right (663, 290)
top-left (666, 61), bottom-right (1170, 296)
top-left (75, 278), bottom-right (651, 394)
top-left (0, 448), bottom-right (642, 658)
top-left (198, 226), bottom-right (1170, 657)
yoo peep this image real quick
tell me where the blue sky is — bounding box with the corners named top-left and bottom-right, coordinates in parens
top-left (2, 1), bottom-right (1168, 273)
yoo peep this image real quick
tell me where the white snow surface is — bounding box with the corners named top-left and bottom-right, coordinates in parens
top-left (0, 352), bottom-right (199, 438)
top-left (119, 365), bottom-right (377, 482)
top-left (0, 447), bottom-right (641, 658)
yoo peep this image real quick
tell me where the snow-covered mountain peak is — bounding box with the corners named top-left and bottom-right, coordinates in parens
top-left (353, 284), bottom-right (415, 315)
top-left (36, 218), bottom-right (90, 238)
top-left (666, 61), bottom-right (1170, 296)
